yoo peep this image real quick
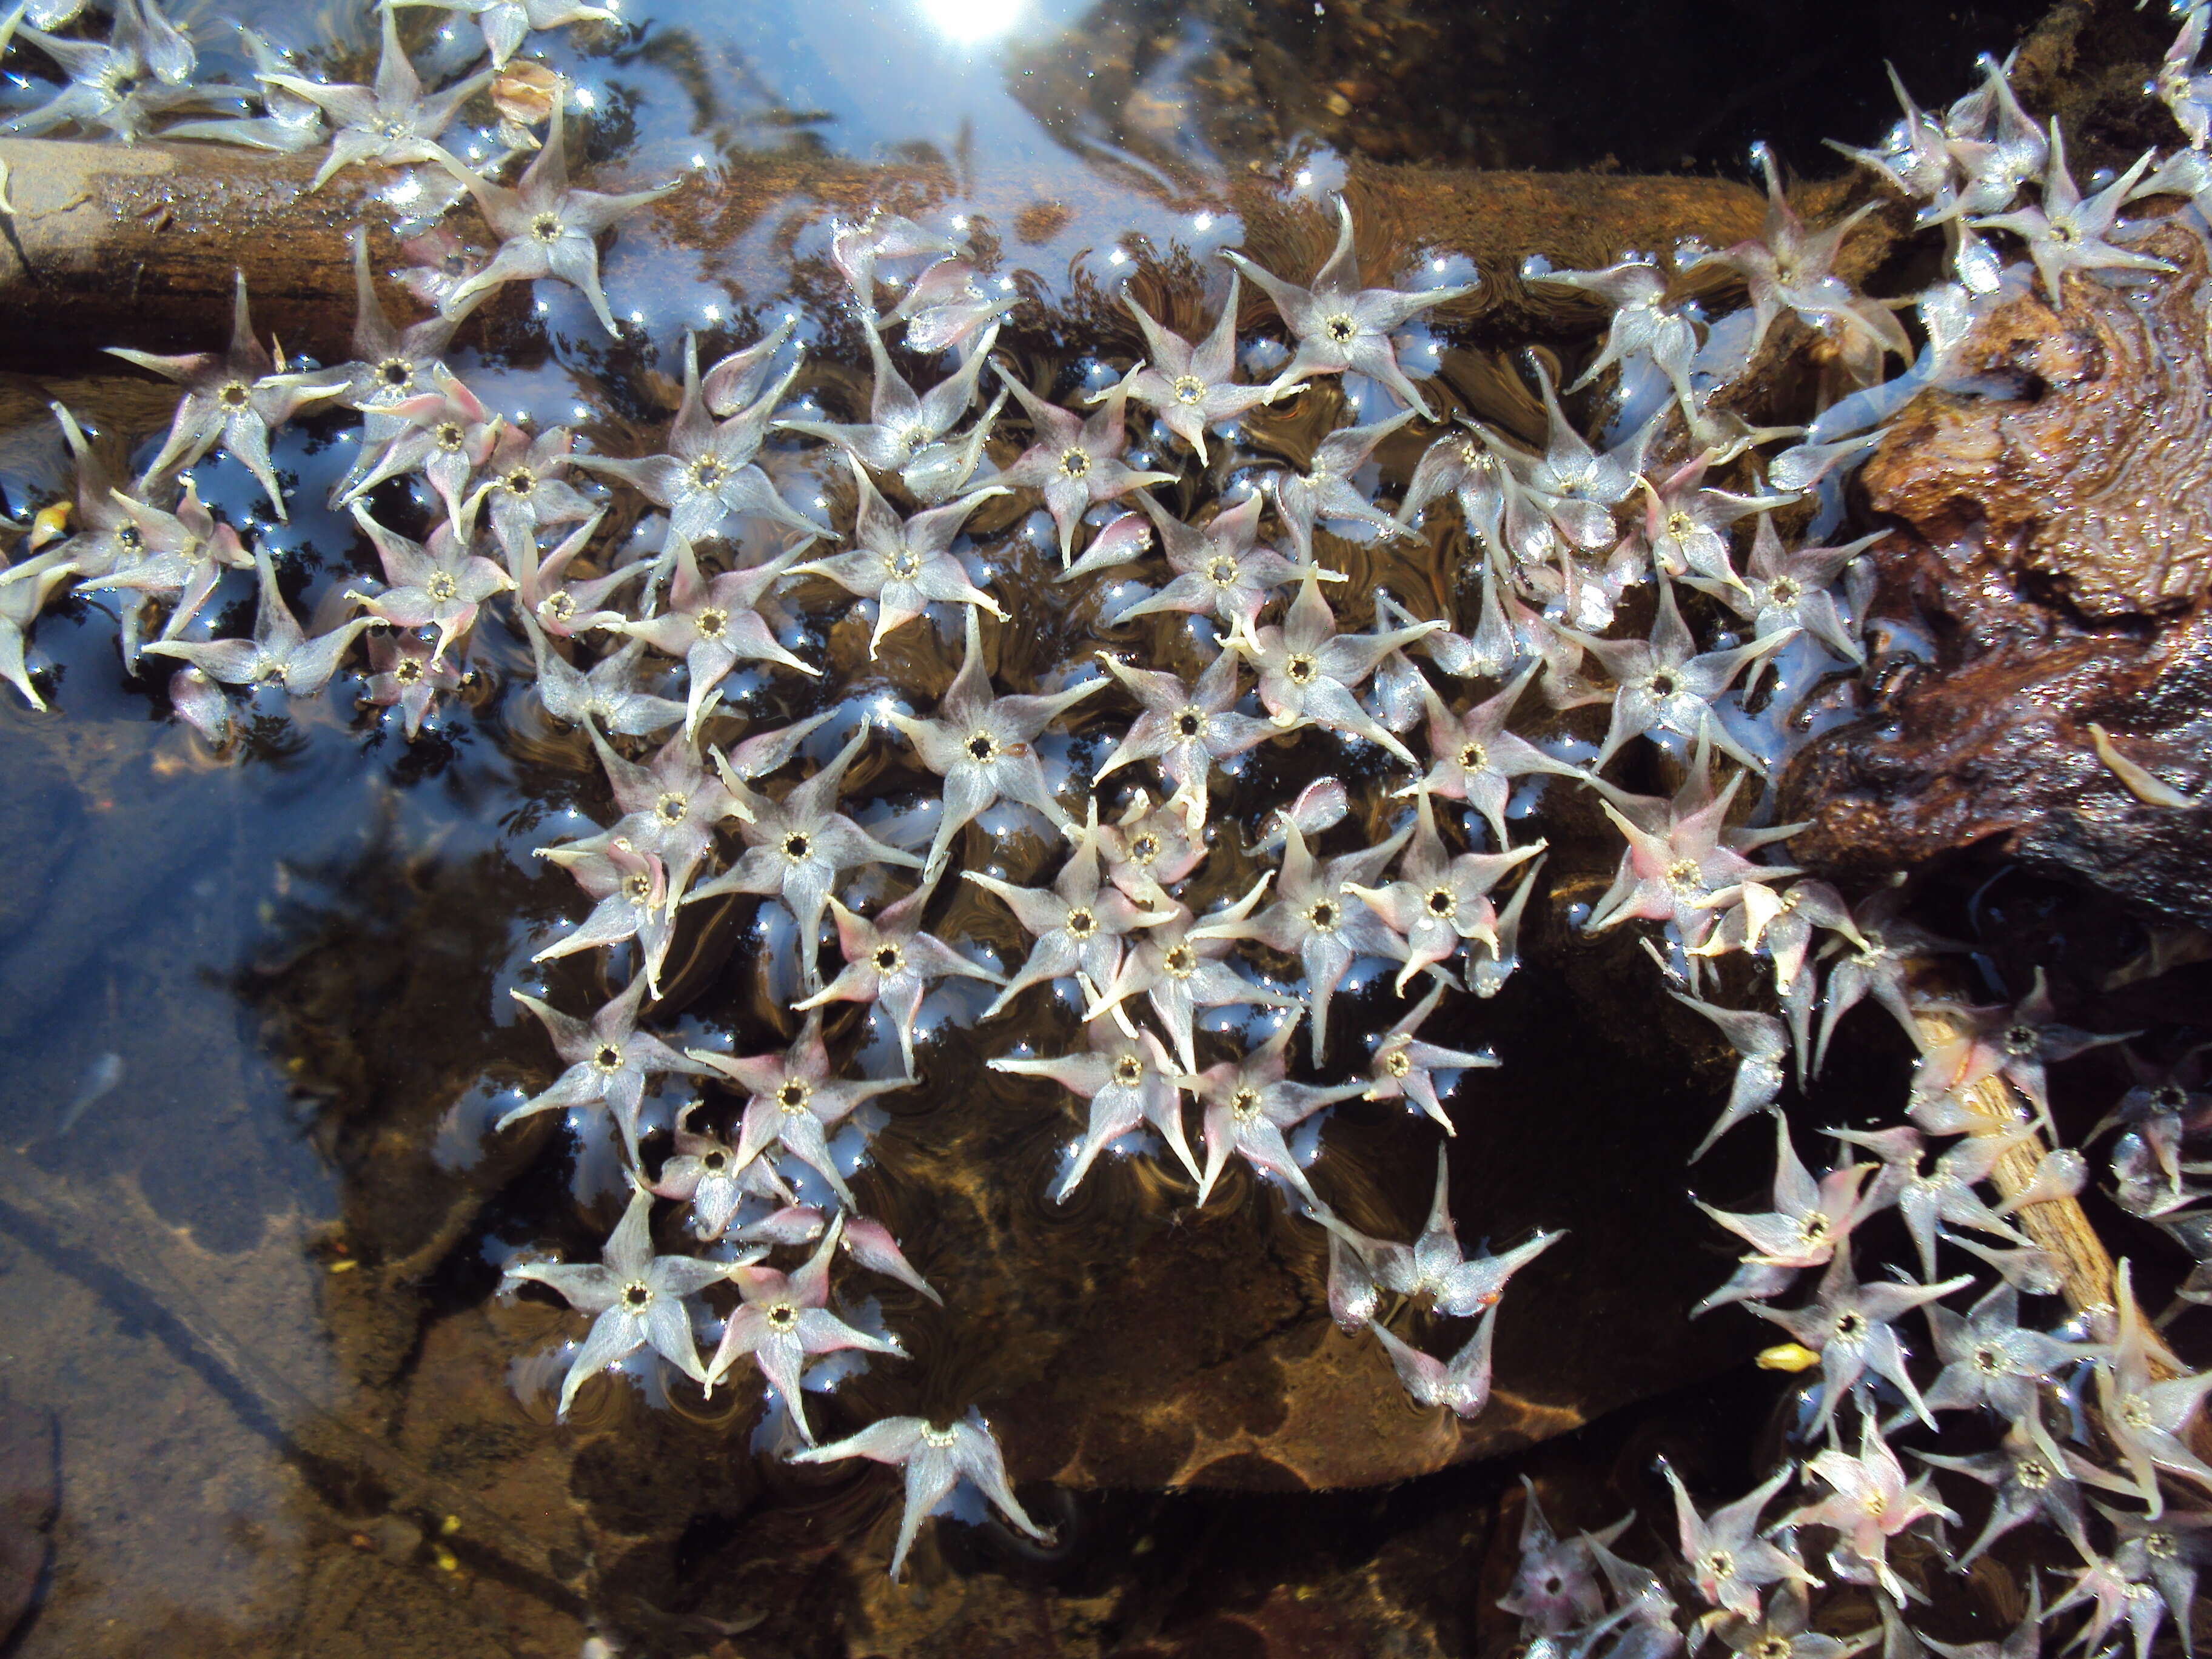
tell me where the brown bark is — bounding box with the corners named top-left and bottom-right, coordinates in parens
top-left (0, 137), bottom-right (1766, 367)
top-left (1778, 213), bottom-right (2212, 927)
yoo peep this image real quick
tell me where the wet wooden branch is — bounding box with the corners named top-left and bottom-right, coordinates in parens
top-left (0, 136), bottom-right (1766, 368)
top-left (1905, 1002), bottom-right (2212, 1483)
top-left (1915, 1003), bottom-right (2120, 1321)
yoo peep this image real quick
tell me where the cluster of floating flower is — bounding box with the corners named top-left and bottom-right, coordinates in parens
top-left (10, 0), bottom-right (2212, 1627)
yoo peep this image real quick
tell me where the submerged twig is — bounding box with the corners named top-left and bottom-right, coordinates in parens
top-left (1910, 1001), bottom-right (2117, 1320)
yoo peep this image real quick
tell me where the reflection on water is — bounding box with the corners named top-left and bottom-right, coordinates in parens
top-left (712, 0), bottom-right (1093, 163)
top-left (0, 0), bottom-right (2134, 1653)
top-left (127, 0), bottom-right (2059, 189)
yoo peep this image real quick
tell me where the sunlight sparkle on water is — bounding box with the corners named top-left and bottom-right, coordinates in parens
top-left (917, 0), bottom-right (1027, 44)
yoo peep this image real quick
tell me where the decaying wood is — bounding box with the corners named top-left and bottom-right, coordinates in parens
top-left (0, 137), bottom-right (1767, 367)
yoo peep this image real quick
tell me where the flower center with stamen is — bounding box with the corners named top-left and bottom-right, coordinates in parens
top-left (505, 468), bottom-right (537, 496)
top-left (1171, 375), bottom-right (1206, 406)
top-left (1647, 669), bottom-right (1680, 699)
top-left (1666, 510), bottom-right (1696, 540)
top-left (2148, 1531), bottom-right (2179, 1559)
top-left (545, 591), bottom-right (577, 622)
top-left (1834, 1310), bottom-right (1869, 1342)
top-left (1204, 555), bottom-right (1240, 588)
top-left (1231, 1087), bottom-right (1263, 1122)
top-left (1285, 654), bottom-right (1318, 686)
top-left (1972, 1342), bottom-right (2005, 1376)
top-left (378, 359), bottom-right (411, 390)
top-left (1456, 741), bottom-right (1486, 773)
top-left (1751, 1637), bottom-right (1790, 1659)
top-left (766, 1301), bottom-right (797, 1328)
top-left (117, 525), bottom-right (144, 552)
top-left (1769, 576), bottom-right (1801, 606)
top-left (2154, 1085), bottom-right (2190, 1111)
top-left (1111, 1054), bottom-right (1145, 1087)
top-left (592, 1044), bottom-right (623, 1073)
top-left (1065, 908), bottom-right (1097, 939)
top-left (1425, 886), bottom-right (1455, 919)
top-left (220, 381), bottom-right (252, 409)
top-left (531, 213), bottom-right (564, 243)
top-left (1174, 708), bottom-right (1205, 740)
top-left (655, 792), bottom-right (687, 825)
top-left (919, 1423), bottom-right (960, 1448)
top-left (622, 871), bottom-right (654, 904)
top-left (622, 1281), bottom-right (652, 1310)
top-left (776, 1078), bottom-right (812, 1114)
top-left (1162, 943), bottom-right (1198, 977)
top-left (1555, 461), bottom-right (1602, 501)
top-left (1382, 1048), bottom-right (1411, 1079)
top-left (702, 1149), bottom-right (727, 1171)
top-left (1324, 314), bottom-right (1356, 344)
top-left (436, 421), bottom-right (465, 452)
top-left (2003, 1024), bottom-right (2037, 1057)
top-left (1059, 447), bottom-right (1091, 480)
top-left (695, 607), bottom-right (728, 639)
top-left (1307, 899), bottom-right (1339, 932)
top-left (1130, 833), bottom-right (1161, 865)
top-left (426, 571), bottom-right (460, 602)
top-left (2018, 1457), bottom-right (2053, 1491)
top-left (965, 731), bottom-right (1000, 764)
top-left (2120, 1393), bottom-right (2155, 1429)
top-left (1703, 1549), bottom-right (1735, 1583)
top-left (394, 657), bottom-right (424, 685)
top-left (887, 549), bottom-right (921, 580)
top-left (1666, 857), bottom-right (1702, 891)
top-left (780, 831), bottom-right (811, 862)
top-left (689, 457), bottom-right (729, 491)
top-left (1799, 1211), bottom-right (1831, 1245)
top-left (873, 943), bottom-right (903, 974)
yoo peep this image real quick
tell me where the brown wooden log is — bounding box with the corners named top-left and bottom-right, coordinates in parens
top-left (0, 137), bottom-right (1766, 369)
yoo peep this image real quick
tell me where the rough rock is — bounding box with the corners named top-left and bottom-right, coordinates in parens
top-left (792, 863), bottom-right (1772, 1493)
top-left (0, 1396), bottom-right (55, 1649)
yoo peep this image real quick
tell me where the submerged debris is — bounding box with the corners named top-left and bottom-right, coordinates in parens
top-left (10, 1), bottom-right (2212, 1640)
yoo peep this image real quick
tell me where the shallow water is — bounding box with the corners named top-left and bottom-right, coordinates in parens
top-left (0, 0), bottom-right (2178, 1654)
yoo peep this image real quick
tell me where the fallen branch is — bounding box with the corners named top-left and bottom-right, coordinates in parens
top-left (0, 137), bottom-right (1766, 366)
